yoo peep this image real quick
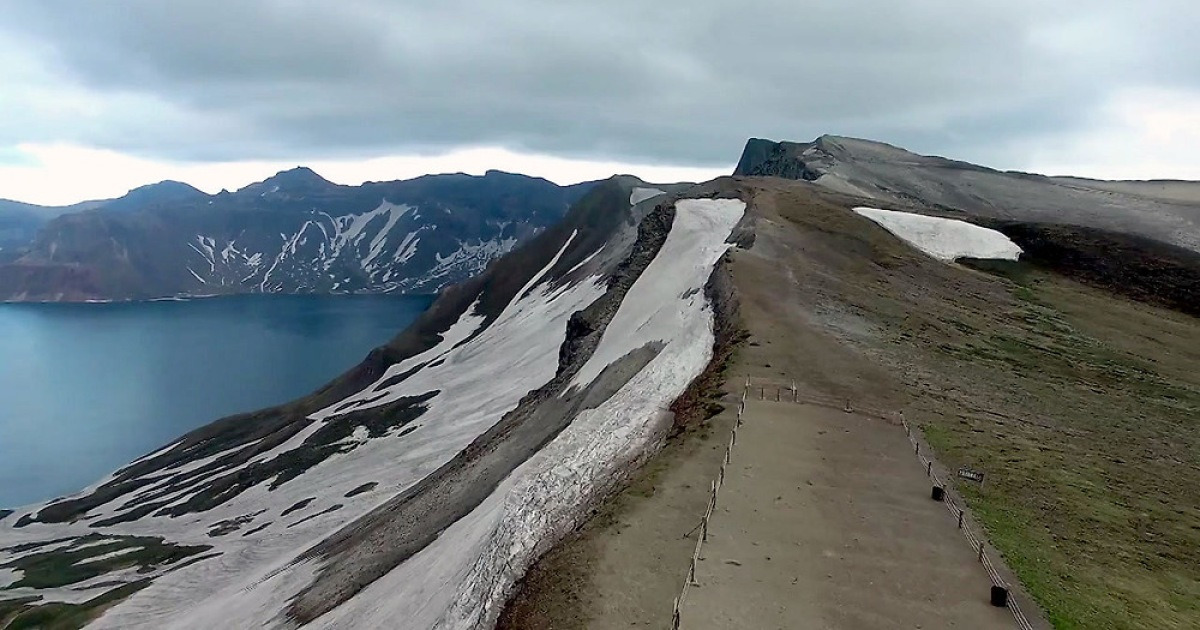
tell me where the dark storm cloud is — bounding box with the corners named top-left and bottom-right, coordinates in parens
top-left (1, 0), bottom-right (1198, 168)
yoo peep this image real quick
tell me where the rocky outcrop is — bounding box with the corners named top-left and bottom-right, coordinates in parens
top-left (733, 137), bottom-right (823, 181)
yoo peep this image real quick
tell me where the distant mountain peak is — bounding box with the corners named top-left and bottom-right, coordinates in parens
top-left (99, 179), bottom-right (209, 212)
top-left (239, 166), bottom-right (337, 197)
top-left (269, 166), bottom-right (331, 185)
top-left (129, 180), bottom-right (204, 196)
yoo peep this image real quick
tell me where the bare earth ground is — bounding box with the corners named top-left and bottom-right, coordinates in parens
top-left (681, 400), bottom-right (1011, 629)
top-left (500, 179), bottom-right (1200, 629)
top-left (497, 399), bottom-right (738, 629)
top-left (1051, 177), bottom-right (1200, 206)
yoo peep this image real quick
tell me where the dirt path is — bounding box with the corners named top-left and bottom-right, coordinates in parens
top-left (497, 402), bottom-right (739, 629)
top-left (679, 399), bottom-right (1012, 628)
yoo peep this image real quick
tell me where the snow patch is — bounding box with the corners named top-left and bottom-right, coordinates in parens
top-left (563, 248), bottom-right (601, 278)
top-left (76, 546), bottom-right (143, 565)
top-left (853, 207), bottom-right (1022, 262)
top-left (630, 187), bottom-right (666, 205)
top-left (393, 229), bottom-right (423, 265)
top-left (362, 203), bottom-right (413, 271)
top-left (572, 198), bottom-right (746, 388)
top-left (0, 567), bottom-right (22, 588)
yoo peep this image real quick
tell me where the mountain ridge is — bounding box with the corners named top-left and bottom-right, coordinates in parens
top-left (735, 135), bottom-right (1200, 252)
top-left (0, 169), bottom-right (599, 301)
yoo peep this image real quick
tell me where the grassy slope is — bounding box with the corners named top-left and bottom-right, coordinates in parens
top-left (734, 180), bottom-right (1198, 628)
top-left (1, 536), bottom-right (210, 629)
top-left (1, 581), bottom-right (149, 630)
top-left (907, 269), bottom-right (1200, 629)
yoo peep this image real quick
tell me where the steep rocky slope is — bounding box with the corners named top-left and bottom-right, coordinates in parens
top-left (0, 199), bottom-right (105, 259)
top-left (0, 170), bottom-right (594, 301)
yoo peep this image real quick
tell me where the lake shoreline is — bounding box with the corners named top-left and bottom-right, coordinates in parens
top-left (0, 294), bottom-right (432, 508)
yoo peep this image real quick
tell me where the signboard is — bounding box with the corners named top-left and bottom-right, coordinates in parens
top-left (958, 467), bottom-right (985, 484)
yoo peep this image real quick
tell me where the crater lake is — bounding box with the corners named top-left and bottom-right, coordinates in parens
top-left (0, 294), bottom-right (432, 508)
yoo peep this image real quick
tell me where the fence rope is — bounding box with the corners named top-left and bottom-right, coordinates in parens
top-left (902, 416), bottom-right (1034, 630)
top-left (670, 380), bottom-right (747, 629)
top-left (672, 378), bottom-right (1034, 630)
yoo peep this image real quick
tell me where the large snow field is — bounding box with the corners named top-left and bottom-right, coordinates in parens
top-left (87, 231), bottom-right (608, 628)
top-left (311, 198), bottom-right (746, 628)
top-left (853, 207), bottom-right (1022, 262)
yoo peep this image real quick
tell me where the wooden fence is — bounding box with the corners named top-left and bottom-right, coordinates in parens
top-left (669, 380), bottom-right (747, 629)
top-left (901, 415), bottom-right (1034, 630)
top-left (669, 377), bottom-right (1036, 630)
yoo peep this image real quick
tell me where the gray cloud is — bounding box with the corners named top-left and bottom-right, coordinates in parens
top-left (1, 0), bottom-right (1197, 169)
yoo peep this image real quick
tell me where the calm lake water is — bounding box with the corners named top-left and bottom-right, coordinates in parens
top-left (0, 294), bottom-right (432, 508)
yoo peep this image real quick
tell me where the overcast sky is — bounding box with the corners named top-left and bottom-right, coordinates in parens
top-left (1, 0), bottom-right (1198, 205)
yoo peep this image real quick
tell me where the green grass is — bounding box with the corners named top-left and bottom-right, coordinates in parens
top-left (2, 580), bottom-right (149, 630)
top-left (2, 536), bottom-right (210, 591)
top-left (905, 274), bottom-right (1200, 629)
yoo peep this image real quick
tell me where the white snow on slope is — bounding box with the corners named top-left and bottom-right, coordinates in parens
top-left (87, 232), bottom-right (604, 630)
top-left (393, 228), bottom-right (424, 265)
top-left (0, 567), bottom-right (22, 589)
top-left (420, 236), bottom-right (521, 285)
top-left (76, 546), bottom-right (144, 565)
top-left (311, 199), bottom-right (746, 629)
top-left (573, 198), bottom-right (746, 388)
top-left (321, 230), bottom-right (579, 418)
top-left (853, 207), bottom-right (1022, 262)
top-left (361, 204), bottom-right (412, 271)
top-left (14, 200), bottom-right (745, 628)
top-left (630, 187), bottom-right (665, 205)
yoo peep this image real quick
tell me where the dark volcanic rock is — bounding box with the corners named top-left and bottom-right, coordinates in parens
top-left (734, 137), bottom-right (822, 180)
top-left (281, 499), bottom-right (316, 518)
top-left (973, 220), bottom-right (1200, 317)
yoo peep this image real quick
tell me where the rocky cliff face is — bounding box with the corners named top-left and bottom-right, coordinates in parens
top-left (0, 199), bottom-right (105, 260)
top-left (733, 137), bottom-right (824, 181)
top-left (0, 170), bottom-right (594, 301)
